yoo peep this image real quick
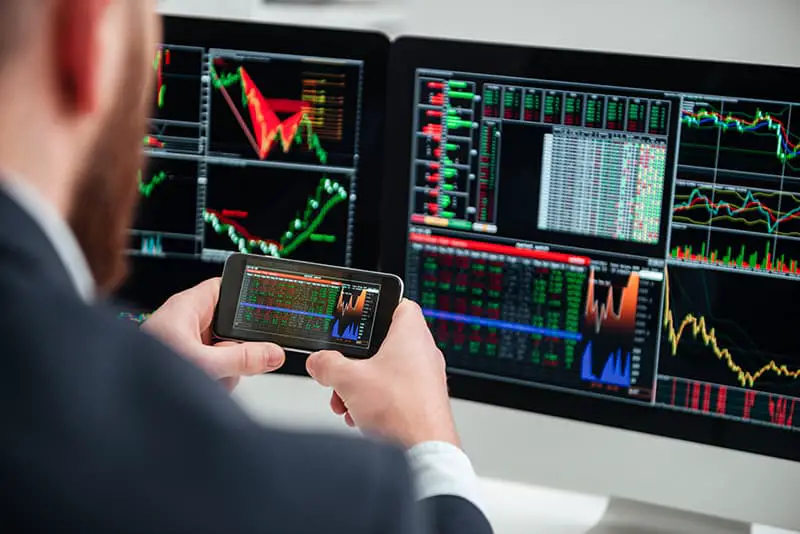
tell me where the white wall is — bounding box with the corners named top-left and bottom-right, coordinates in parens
top-left (248, 0), bottom-right (800, 67)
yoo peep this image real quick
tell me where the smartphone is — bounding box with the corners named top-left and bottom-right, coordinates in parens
top-left (214, 254), bottom-right (403, 358)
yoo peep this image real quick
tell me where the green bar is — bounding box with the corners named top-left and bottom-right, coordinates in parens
top-left (445, 143), bottom-right (459, 151)
top-left (440, 211), bottom-right (456, 219)
top-left (700, 241), bottom-right (705, 258)
top-left (448, 80), bottom-right (469, 89)
top-left (443, 167), bottom-right (458, 178)
top-left (765, 241), bottom-right (771, 270)
top-left (448, 219), bottom-right (473, 231)
top-left (448, 91), bottom-right (475, 100)
top-left (447, 118), bottom-right (473, 129)
top-left (441, 183), bottom-right (456, 191)
top-left (309, 234), bottom-right (336, 243)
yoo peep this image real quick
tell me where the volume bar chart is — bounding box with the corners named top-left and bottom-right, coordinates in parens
top-left (657, 376), bottom-right (799, 431)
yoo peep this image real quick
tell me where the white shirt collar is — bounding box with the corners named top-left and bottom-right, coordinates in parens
top-left (1, 179), bottom-right (96, 302)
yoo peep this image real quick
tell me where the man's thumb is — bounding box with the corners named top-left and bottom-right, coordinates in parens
top-left (210, 341), bottom-right (285, 377)
top-left (306, 350), bottom-right (354, 388)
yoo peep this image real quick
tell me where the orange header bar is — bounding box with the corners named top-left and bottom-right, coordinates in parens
top-left (246, 268), bottom-right (342, 286)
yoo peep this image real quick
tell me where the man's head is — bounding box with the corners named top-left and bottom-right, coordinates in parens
top-left (0, 0), bottom-right (161, 292)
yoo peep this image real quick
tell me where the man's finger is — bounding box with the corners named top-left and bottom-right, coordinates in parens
top-left (384, 299), bottom-right (428, 342)
top-left (330, 390), bottom-right (347, 415)
top-left (306, 350), bottom-right (355, 389)
top-left (209, 341), bottom-right (285, 377)
top-left (344, 412), bottom-right (356, 428)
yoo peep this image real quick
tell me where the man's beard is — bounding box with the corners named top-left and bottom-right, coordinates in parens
top-left (67, 12), bottom-right (150, 295)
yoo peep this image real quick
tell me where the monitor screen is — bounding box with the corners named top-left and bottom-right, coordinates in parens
top-left (138, 46), bottom-right (360, 263)
top-left (383, 37), bottom-right (800, 462)
top-left (116, 17), bottom-right (389, 315)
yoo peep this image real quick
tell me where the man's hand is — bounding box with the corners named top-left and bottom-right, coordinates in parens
top-left (306, 300), bottom-right (459, 449)
top-left (142, 278), bottom-right (285, 391)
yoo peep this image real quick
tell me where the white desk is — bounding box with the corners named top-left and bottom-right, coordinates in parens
top-left (233, 375), bottom-right (798, 534)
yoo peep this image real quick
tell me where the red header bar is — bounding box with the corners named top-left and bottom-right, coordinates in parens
top-left (246, 268), bottom-right (342, 286)
top-left (409, 233), bottom-right (590, 266)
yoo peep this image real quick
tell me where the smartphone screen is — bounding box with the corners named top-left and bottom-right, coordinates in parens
top-left (215, 254), bottom-right (402, 357)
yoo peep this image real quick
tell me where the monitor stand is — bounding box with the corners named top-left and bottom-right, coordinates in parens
top-left (587, 498), bottom-right (749, 534)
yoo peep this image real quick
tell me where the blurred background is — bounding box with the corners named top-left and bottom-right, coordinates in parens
top-left (159, 0), bottom-right (800, 66)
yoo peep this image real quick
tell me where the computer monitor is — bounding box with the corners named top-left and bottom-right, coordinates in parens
top-left (115, 16), bottom-right (389, 322)
top-left (381, 36), bottom-right (800, 530)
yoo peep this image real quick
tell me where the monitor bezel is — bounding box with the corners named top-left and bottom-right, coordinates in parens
top-left (380, 35), bottom-right (800, 464)
top-left (117, 16), bottom-right (391, 319)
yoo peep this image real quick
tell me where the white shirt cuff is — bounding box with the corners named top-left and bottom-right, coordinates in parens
top-left (406, 441), bottom-right (485, 515)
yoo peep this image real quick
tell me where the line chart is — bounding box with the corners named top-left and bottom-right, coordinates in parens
top-left (662, 267), bottom-right (800, 388)
top-left (681, 107), bottom-right (800, 163)
top-left (673, 186), bottom-right (800, 236)
top-left (210, 63), bottom-right (328, 163)
top-left (203, 176), bottom-right (347, 258)
top-left (132, 158), bottom-right (199, 239)
top-left (138, 170), bottom-right (168, 198)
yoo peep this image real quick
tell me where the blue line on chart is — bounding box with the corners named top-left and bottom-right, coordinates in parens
top-left (422, 309), bottom-right (583, 342)
top-left (239, 302), bottom-right (334, 320)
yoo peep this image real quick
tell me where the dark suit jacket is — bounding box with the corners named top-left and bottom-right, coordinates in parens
top-left (0, 189), bottom-right (492, 533)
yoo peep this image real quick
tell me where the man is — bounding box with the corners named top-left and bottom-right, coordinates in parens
top-left (0, 1), bottom-right (492, 532)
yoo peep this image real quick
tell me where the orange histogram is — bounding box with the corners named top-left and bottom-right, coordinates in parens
top-left (585, 270), bottom-right (639, 334)
top-left (663, 268), bottom-right (800, 387)
top-left (336, 289), bottom-right (366, 317)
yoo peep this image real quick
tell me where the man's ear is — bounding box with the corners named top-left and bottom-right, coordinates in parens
top-left (53, 0), bottom-right (110, 113)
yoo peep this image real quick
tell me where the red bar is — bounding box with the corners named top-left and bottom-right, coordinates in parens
top-left (409, 233), bottom-right (590, 265)
top-left (222, 209), bottom-right (248, 218)
top-left (716, 386), bottom-right (727, 415)
top-left (427, 82), bottom-right (444, 89)
top-left (426, 110), bottom-right (443, 117)
top-left (411, 214), bottom-right (426, 224)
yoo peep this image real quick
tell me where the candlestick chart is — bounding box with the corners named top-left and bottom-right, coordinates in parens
top-left (203, 166), bottom-right (350, 263)
top-left (659, 266), bottom-right (800, 397)
top-left (208, 54), bottom-right (359, 167)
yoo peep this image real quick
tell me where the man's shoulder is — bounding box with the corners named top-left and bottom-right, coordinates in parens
top-left (0, 273), bottom-right (414, 532)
